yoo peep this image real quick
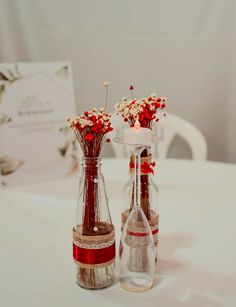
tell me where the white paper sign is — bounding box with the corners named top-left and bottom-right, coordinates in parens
top-left (0, 62), bottom-right (77, 186)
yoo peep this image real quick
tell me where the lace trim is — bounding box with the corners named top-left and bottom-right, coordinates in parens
top-left (73, 239), bottom-right (115, 250)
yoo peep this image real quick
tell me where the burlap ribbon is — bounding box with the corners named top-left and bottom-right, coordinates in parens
top-left (73, 223), bottom-right (115, 268)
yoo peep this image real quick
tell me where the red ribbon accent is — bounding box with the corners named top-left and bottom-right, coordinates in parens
top-left (73, 242), bottom-right (115, 265)
top-left (152, 228), bottom-right (159, 235)
top-left (126, 228), bottom-right (158, 237)
top-left (129, 161), bottom-right (156, 174)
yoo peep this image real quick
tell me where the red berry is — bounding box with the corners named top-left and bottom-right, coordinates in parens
top-left (129, 85), bottom-right (134, 91)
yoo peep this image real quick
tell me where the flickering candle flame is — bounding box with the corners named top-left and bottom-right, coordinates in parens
top-left (134, 120), bottom-right (141, 130)
top-left (123, 119), bottom-right (152, 144)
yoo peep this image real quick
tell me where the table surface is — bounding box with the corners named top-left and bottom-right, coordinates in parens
top-left (1, 158), bottom-right (236, 307)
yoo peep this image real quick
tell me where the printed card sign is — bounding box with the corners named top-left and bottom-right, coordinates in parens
top-left (0, 62), bottom-right (77, 186)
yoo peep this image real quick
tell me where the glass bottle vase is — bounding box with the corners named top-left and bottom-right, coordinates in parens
top-left (122, 148), bottom-right (159, 262)
top-left (73, 157), bottom-right (115, 289)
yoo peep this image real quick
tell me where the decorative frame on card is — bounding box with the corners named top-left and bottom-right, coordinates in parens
top-left (0, 62), bottom-right (77, 186)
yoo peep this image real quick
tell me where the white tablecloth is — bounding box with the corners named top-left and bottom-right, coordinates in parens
top-left (0, 159), bottom-right (236, 307)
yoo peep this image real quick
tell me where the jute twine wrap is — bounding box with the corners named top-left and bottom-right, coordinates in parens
top-left (73, 223), bottom-right (115, 269)
top-left (129, 154), bottom-right (152, 175)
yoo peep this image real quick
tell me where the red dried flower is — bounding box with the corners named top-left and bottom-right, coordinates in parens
top-left (129, 85), bottom-right (134, 91)
top-left (68, 108), bottom-right (113, 157)
top-left (115, 92), bottom-right (167, 130)
top-left (85, 133), bottom-right (94, 141)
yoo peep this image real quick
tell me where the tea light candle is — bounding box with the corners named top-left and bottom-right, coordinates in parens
top-left (123, 120), bottom-right (152, 145)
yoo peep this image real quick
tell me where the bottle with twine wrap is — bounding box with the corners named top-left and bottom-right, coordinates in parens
top-left (67, 104), bottom-right (115, 289)
top-left (115, 87), bottom-right (167, 264)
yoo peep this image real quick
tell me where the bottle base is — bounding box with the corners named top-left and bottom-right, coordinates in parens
top-left (120, 275), bottom-right (153, 292)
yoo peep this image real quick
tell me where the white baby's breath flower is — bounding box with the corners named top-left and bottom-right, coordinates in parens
top-left (124, 108), bottom-right (129, 116)
top-left (130, 108), bottom-right (138, 116)
top-left (115, 102), bottom-right (120, 109)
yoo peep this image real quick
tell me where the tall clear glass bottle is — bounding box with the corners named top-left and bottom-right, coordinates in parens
top-left (122, 148), bottom-right (159, 262)
top-left (73, 157), bottom-right (115, 289)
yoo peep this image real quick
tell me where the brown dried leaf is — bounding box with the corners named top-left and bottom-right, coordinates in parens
top-left (0, 71), bottom-right (9, 81)
top-left (0, 156), bottom-right (24, 175)
top-left (58, 140), bottom-right (69, 157)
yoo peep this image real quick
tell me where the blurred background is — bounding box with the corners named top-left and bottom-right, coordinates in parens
top-left (0, 0), bottom-right (235, 162)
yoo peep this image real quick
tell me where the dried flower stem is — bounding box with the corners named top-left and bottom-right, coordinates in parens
top-left (103, 81), bottom-right (109, 111)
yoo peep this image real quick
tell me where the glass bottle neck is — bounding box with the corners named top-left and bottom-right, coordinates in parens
top-left (141, 147), bottom-right (151, 157)
top-left (129, 148), bottom-right (153, 177)
top-left (82, 157), bottom-right (101, 169)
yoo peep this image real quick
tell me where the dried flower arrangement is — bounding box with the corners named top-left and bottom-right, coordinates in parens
top-left (116, 86), bottom-right (167, 261)
top-left (67, 82), bottom-right (115, 289)
top-left (115, 87), bottom-right (166, 129)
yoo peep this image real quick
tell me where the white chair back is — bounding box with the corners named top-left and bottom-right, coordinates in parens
top-left (109, 113), bottom-right (207, 161)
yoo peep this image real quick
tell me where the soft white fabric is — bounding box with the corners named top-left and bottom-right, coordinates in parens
top-left (0, 0), bottom-right (236, 162)
top-left (0, 158), bottom-right (236, 306)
